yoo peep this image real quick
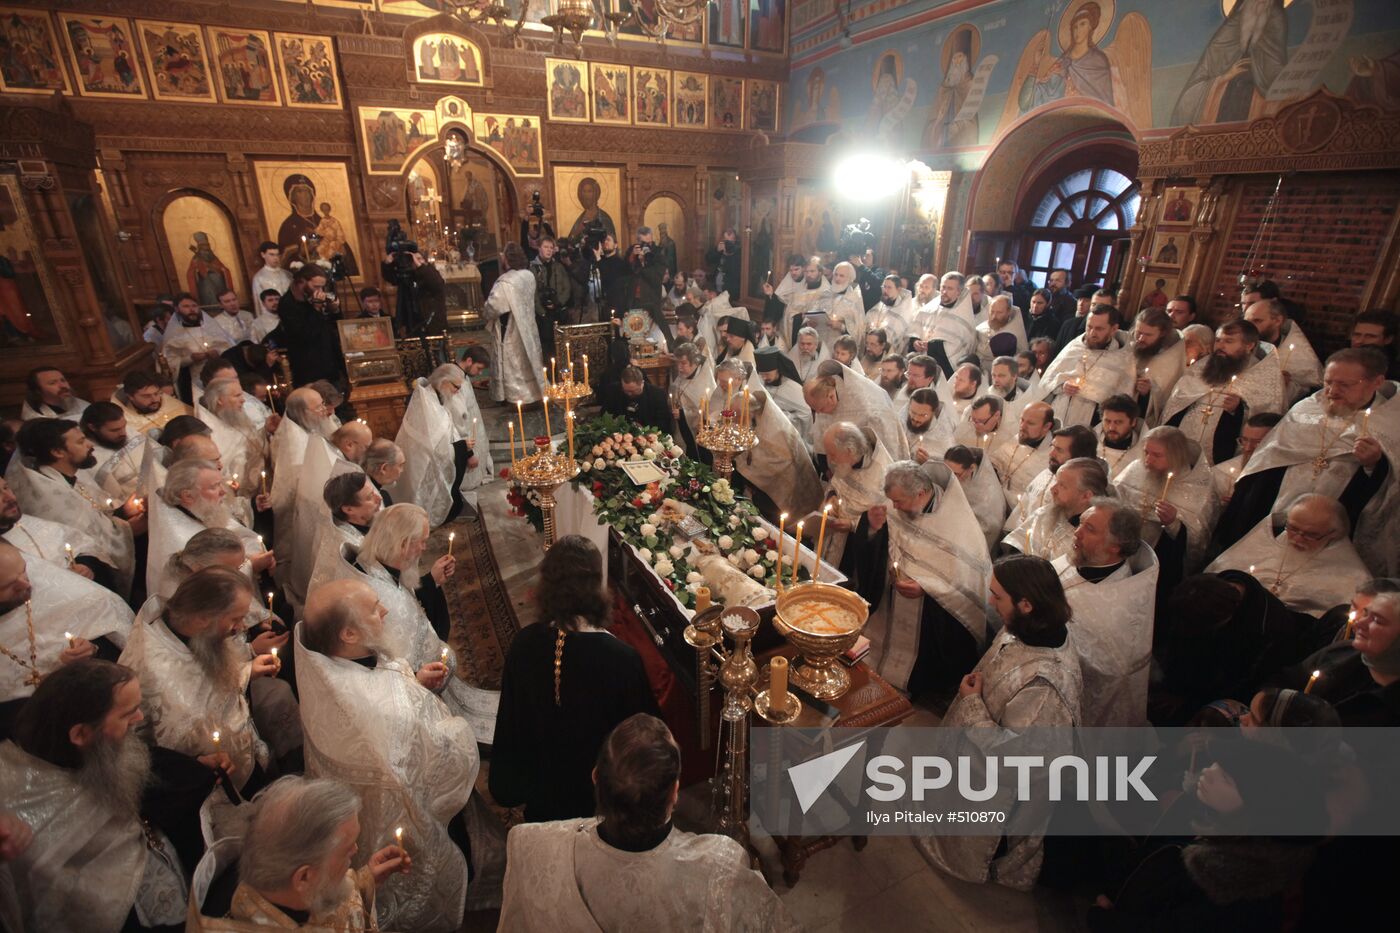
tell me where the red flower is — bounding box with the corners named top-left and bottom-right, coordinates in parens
top-left (664, 579), bottom-right (676, 590)
top-left (498, 468), bottom-right (512, 480)
top-left (592, 481), bottom-right (605, 495)
top-left (632, 497), bottom-right (645, 508)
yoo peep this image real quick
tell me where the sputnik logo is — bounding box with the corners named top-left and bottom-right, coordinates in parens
top-left (787, 740), bottom-right (866, 814)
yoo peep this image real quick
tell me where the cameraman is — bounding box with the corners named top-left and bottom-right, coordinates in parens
top-left (622, 226), bottom-right (672, 350)
top-left (380, 250), bottom-right (447, 338)
top-left (705, 227), bottom-right (742, 297)
top-left (269, 264), bottom-right (346, 390)
top-left (530, 236), bottom-right (573, 357)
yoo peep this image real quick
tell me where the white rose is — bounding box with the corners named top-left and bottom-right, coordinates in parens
top-left (727, 552), bottom-right (743, 567)
top-left (728, 515), bottom-right (741, 529)
top-left (687, 581), bottom-right (701, 593)
top-left (752, 527), bottom-right (769, 541)
top-left (637, 548), bottom-right (652, 562)
top-left (744, 548), bottom-right (760, 566)
top-left (580, 461), bottom-right (590, 472)
top-left (749, 564), bottom-right (767, 579)
top-left (702, 485), bottom-right (710, 493)
top-left (593, 458), bottom-right (606, 470)
top-left (765, 549), bottom-right (779, 563)
top-left (654, 560), bottom-right (675, 577)
top-left (643, 449), bottom-right (657, 460)
top-left (686, 571), bottom-right (704, 584)
top-left (717, 535), bottom-right (734, 551)
top-left (640, 523), bottom-right (656, 537)
top-left (591, 445), bottom-right (603, 457)
top-left (669, 445), bottom-right (683, 457)
top-left (669, 545), bottom-right (685, 559)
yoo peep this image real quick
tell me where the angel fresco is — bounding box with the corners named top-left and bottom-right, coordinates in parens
top-left (1000, 0), bottom-right (1151, 132)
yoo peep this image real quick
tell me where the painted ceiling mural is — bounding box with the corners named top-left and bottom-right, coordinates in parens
top-left (787, 0), bottom-right (1399, 165)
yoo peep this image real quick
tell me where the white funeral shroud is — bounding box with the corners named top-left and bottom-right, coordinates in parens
top-left (873, 473), bottom-right (991, 691)
top-left (2, 512), bottom-right (100, 571)
top-left (1235, 382), bottom-right (1400, 576)
top-left (778, 278), bottom-right (832, 350)
top-left (482, 268), bottom-right (546, 404)
top-left (1003, 503), bottom-right (1077, 564)
top-left (958, 456), bottom-right (1008, 551)
top-left (316, 546), bottom-right (499, 742)
top-left (291, 435), bottom-right (362, 602)
top-left (828, 285), bottom-right (867, 350)
top-left (1116, 457), bottom-right (1221, 571)
top-left (736, 395), bottom-right (822, 519)
top-left (927, 289), bottom-right (980, 367)
top-left (1135, 338), bottom-right (1187, 426)
top-left (1037, 332), bottom-right (1136, 428)
top-left (295, 624), bottom-right (478, 933)
top-left (1206, 517), bottom-right (1370, 617)
top-left (1053, 546), bottom-right (1159, 727)
top-left (1274, 321), bottom-right (1324, 406)
top-left (499, 818), bottom-right (797, 933)
top-left (1097, 430), bottom-right (1146, 481)
top-left (161, 314), bottom-right (234, 396)
top-left (811, 360), bottom-right (910, 461)
top-left (1160, 348), bottom-right (1285, 465)
top-left (391, 379), bottom-right (456, 528)
top-left (145, 494), bottom-right (259, 599)
top-left (990, 437), bottom-right (1052, 510)
top-left (267, 416), bottom-right (310, 591)
top-left (0, 741), bottom-right (186, 933)
top-left (4, 458), bottom-right (134, 595)
top-left (0, 553), bottom-right (132, 703)
top-left (94, 433), bottom-right (147, 503)
top-left (119, 597), bottom-right (267, 789)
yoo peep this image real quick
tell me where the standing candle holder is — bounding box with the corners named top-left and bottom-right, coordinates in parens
top-left (696, 409), bottom-right (758, 480)
top-left (512, 439), bottom-right (580, 549)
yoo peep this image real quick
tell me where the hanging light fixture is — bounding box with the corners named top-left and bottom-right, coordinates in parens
top-left (441, 0), bottom-right (533, 44)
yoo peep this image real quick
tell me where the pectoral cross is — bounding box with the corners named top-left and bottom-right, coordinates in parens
top-left (1311, 455), bottom-right (1329, 478)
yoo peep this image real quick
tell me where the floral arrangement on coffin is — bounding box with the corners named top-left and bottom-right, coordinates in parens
top-left (504, 412), bottom-right (804, 609)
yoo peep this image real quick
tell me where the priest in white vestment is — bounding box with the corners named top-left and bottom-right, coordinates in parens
top-left (206, 291), bottom-right (255, 346)
top-left (0, 660), bottom-right (186, 933)
top-left (0, 475), bottom-right (110, 580)
top-left (823, 422), bottom-right (894, 580)
top-left (147, 459), bottom-right (268, 598)
top-left (1114, 427), bottom-right (1221, 574)
top-left (289, 432), bottom-right (363, 602)
top-left (917, 555), bottom-right (1082, 890)
top-left (952, 394), bottom-right (1014, 451)
top-left (1128, 308), bottom-right (1187, 426)
top-left (1003, 427), bottom-right (1099, 535)
top-left (1053, 498), bottom-right (1159, 727)
top-left (499, 713), bottom-right (794, 933)
top-left (267, 387), bottom-right (324, 591)
top-left (787, 326), bottom-right (830, 384)
top-left (482, 243), bottom-right (546, 404)
top-left (1096, 394), bottom-right (1146, 480)
top-left (827, 262), bottom-right (867, 351)
top-left (914, 274), bottom-right (979, 377)
top-left (670, 343), bottom-right (716, 459)
top-left (695, 283), bottom-right (733, 359)
top-left (1222, 349), bottom-right (1398, 575)
top-left (770, 258), bottom-right (832, 349)
top-left (870, 460), bottom-right (991, 694)
top-left (1207, 495), bottom-right (1370, 618)
top-left (112, 369), bottom-right (192, 438)
top-left (161, 295), bottom-right (235, 402)
top-left (1161, 321), bottom-right (1285, 466)
top-left (1210, 413), bottom-right (1280, 505)
top-left (806, 359), bottom-right (909, 460)
top-left (989, 401), bottom-right (1055, 510)
top-left (392, 376), bottom-right (461, 528)
top-left (198, 383), bottom-right (269, 529)
top-left (975, 296), bottom-right (1028, 372)
top-left (1037, 308), bottom-right (1136, 428)
top-left (1003, 457), bottom-right (1109, 563)
top-left (0, 543), bottom-right (133, 710)
top-left (944, 445), bottom-right (1008, 550)
top-left (19, 366), bottom-right (90, 421)
top-left (296, 580), bottom-right (479, 933)
top-left (119, 566), bottom-right (277, 791)
top-left (1245, 299), bottom-right (1323, 406)
top-left (755, 347), bottom-right (813, 441)
top-left (453, 348), bottom-right (495, 486)
top-left (864, 275), bottom-right (914, 353)
top-left (734, 389), bottom-right (822, 519)
top-left (905, 387), bottom-right (957, 463)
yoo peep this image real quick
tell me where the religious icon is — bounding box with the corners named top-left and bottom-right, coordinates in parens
top-left (0, 7), bottom-right (72, 95)
top-left (161, 193), bottom-right (247, 305)
top-left (1171, 0), bottom-right (1288, 125)
top-left (0, 176), bottom-right (64, 349)
top-left (411, 33), bottom-right (483, 87)
top-left (634, 69), bottom-right (671, 127)
top-left (711, 76), bottom-right (743, 130)
top-left (253, 161), bottom-right (363, 276)
top-left (185, 232), bottom-right (235, 307)
top-left (923, 24), bottom-right (998, 149)
top-left (359, 107), bottom-right (437, 175)
top-left (1151, 231), bottom-right (1181, 267)
top-left (545, 57), bottom-right (589, 123)
top-left (747, 0), bottom-right (785, 54)
top-left (591, 63), bottom-right (631, 125)
top-left (207, 27), bottom-right (282, 106)
top-left (473, 113), bottom-right (544, 177)
top-left (1137, 275), bottom-right (1178, 311)
top-left (673, 71), bottom-right (708, 128)
top-left (708, 0), bottom-right (745, 48)
top-left (745, 79), bottom-right (779, 132)
top-left (866, 49), bottom-right (919, 143)
top-left (793, 66), bottom-right (840, 129)
top-left (1161, 186), bottom-right (1198, 224)
top-left (554, 166), bottom-right (622, 244)
top-left (1000, 0), bottom-right (1152, 132)
top-left (275, 32), bottom-right (342, 109)
top-left (618, 0), bottom-right (700, 42)
top-left (60, 14), bottom-right (146, 99)
top-left (136, 20), bottom-right (216, 103)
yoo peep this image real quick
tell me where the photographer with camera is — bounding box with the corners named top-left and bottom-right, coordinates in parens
top-left (581, 226), bottom-right (672, 349)
top-left (381, 221), bottom-right (447, 340)
top-left (705, 227), bottom-right (742, 298)
top-left (270, 264), bottom-right (347, 392)
top-left (530, 236), bottom-right (574, 358)
top-left (520, 191), bottom-right (557, 262)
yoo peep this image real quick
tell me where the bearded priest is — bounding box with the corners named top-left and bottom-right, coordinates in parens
top-left (1216, 348), bottom-right (1397, 575)
top-left (295, 579), bottom-right (480, 933)
top-left (868, 460), bottom-right (991, 697)
top-left (1, 660), bottom-right (187, 932)
top-left (1037, 305), bottom-right (1136, 428)
top-left (482, 242), bottom-right (546, 405)
top-left (146, 459), bottom-right (271, 599)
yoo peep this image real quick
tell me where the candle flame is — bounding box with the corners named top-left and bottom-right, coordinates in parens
top-left (211, 730), bottom-right (221, 743)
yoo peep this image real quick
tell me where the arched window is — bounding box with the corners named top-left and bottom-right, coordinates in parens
top-left (1020, 163), bottom-right (1140, 290)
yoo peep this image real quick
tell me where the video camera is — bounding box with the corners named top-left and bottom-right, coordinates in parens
top-left (839, 218), bottom-right (877, 259)
top-left (529, 190), bottom-right (545, 219)
top-left (385, 219), bottom-right (419, 274)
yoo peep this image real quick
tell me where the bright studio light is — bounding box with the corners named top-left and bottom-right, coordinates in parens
top-left (832, 153), bottom-right (907, 201)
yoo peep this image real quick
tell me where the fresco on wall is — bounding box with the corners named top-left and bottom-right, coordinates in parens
top-left (794, 183), bottom-right (842, 259)
top-left (0, 8), bottom-right (71, 95)
top-left (618, 0), bottom-right (702, 42)
top-left (161, 195), bottom-right (246, 305)
top-left (787, 0), bottom-right (1399, 161)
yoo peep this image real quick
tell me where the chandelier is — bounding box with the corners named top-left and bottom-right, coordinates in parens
top-left (440, 0), bottom-right (532, 45)
top-left (542, 0), bottom-right (713, 53)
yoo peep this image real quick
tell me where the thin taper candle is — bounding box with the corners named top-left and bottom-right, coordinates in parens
top-left (516, 400), bottom-right (526, 445)
top-left (790, 521), bottom-right (804, 586)
top-left (508, 422), bottom-right (518, 471)
top-left (776, 512), bottom-right (788, 587)
top-left (1304, 669), bottom-right (1321, 694)
top-left (815, 503), bottom-right (831, 581)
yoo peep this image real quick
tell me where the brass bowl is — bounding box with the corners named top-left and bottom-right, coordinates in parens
top-left (772, 582), bottom-right (870, 700)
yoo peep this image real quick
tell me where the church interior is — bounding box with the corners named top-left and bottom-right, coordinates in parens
top-left (2, 0), bottom-right (1400, 930)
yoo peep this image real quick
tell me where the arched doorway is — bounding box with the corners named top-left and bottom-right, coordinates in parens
top-left (402, 127), bottom-right (517, 268)
top-left (965, 104), bottom-right (1138, 289)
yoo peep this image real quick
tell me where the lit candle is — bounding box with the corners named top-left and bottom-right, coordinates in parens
top-left (516, 400), bottom-right (526, 446)
top-left (394, 826), bottom-right (404, 848)
top-left (700, 395), bottom-right (708, 428)
top-left (1304, 669), bottom-right (1321, 694)
top-left (790, 521), bottom-right (804, 586)
top-left (270, 646), bottom-right (278, 661)
top-left (769, 656), bottom-right (789, 709)
top-left (211, 730), bottom-right (221, 750)
top-left (776, 512), bottom-right (788, 586)
top-left (565, 341), bottom-right (572, 374)
top-left (582, 354), bottom-right (589, 385)
top-left (566, 409), bottom-right (575, 460)
top-left (1249, 564), bottom-right (1256, 575)
top-left (257, 535), bottom-right (266, 552)
top-left (64, 542), bottom-right (73, 565)
top-left (543, 395), bottom-right (552, 438)
top-left (741, 388), bottom-right (750, 427)
top-left (447, 531), bottom-right (455, 558)
top-left (260, 470), bottom-right (268, 495)
top-left (1346, 610), bottom-right (1357, 640)
top-left (725, 382), bottom-right (733, 413)
top-left (551, 357), bottom-right (557, 384)
top-left (1159, 471), bottom-right (1175, 503)
top-left (815, 503), bottom-right (831, 579)
top-left (508, 422), bottom-right (518, 472)
top-left (266, 591), bottom-right (275, 612)
top-left (1362, 407), bottom-right (1372, 437)
top-left (441, 645), bottom-right (450, 663)
top-left (64, 630), bottom-right (75, 647)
